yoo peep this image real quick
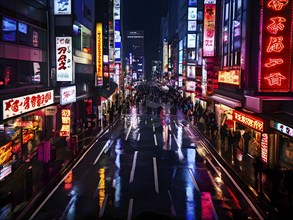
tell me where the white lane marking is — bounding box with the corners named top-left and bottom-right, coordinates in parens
top-left (125, 122), bottom-right (132, 140)
top-left (153, 157), bottom-right (159, 193)
top-left (93, 140), bottom-right (110, 165)
top-left (127, 198), bottom-right (134, 220)
top-left (129, 151), bottom-right (138, 183)
top-left (169, 134), bottom-right (172, 147)
top-left (168, 190), bottom-right (176, 216)
top-left (137, 133), bottom-right (140, 141)
top-left (154, 134), bottom-right (157, 146)
top-left (27, 126), bottom-right (111, 220)
top-left (145, 120), bottom-right (147, 125)
top-left (188, 168), bottom-right (199, 191)
top-left (153, 125), bottom-right (155, 132)
top-left (98, 194), bottom-right (109, 217)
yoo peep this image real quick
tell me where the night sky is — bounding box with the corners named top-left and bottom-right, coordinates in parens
top-left (123, 0), bottom-right (168, 77)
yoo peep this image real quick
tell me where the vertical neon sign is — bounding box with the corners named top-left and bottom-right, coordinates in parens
top-left (259, 0), bottom-right (292, 92)
top-left (203, 2), bottom-right (216, 57)
top-left (96, 23), bottom-right (103, 86)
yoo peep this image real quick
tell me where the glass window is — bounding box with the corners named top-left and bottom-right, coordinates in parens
top-left (19, 61), bottom-right (31, 83)
top-left (18, 22), bottom-right (30, 46)
top-left (2, 17), bottom-right (17, 43)
top-left (0, 59), bottom-right (18, 89)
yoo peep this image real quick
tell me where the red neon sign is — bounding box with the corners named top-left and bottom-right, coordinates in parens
top-left (60, 109), bottom-right (71, 137)
top-left (233, 110), bottom-right (264, 132)
top-left (259, 0), bottom-right (292, 92)
top-left (260, 133), bottom-right (268, 164)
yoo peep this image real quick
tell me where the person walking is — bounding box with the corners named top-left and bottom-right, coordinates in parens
top-left (220, 124), bottom-right (227, 144)
top-left (252, 156), bottom-right (263, 193)
top-left (242, 130), bottom-right (251, 154)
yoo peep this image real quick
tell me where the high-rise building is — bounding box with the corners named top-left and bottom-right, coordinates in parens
top-left (124, 30), bottom-right (144, 82)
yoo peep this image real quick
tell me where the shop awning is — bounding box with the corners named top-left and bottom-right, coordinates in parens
top-left (209, 94), bottom-right (242, 108)
top-left (96, 81), bottom-right (118, 99)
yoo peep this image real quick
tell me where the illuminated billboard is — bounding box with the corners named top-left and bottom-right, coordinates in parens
top-left (187, 34), bottom-right (196, 48)
top-left (54, 0), bottom-right (71, 15)
top-left (56, 37), bottom-right (72, 81)
top-left (3, 90), bottom-right (54, 120)
top-left (188, 8), bottom-right (197, 20)
top-left (96, 23), bottom-right (103, 86)
top-left (203, 3), bottom-right (216, 57)
top-left (218, 70), bottom-right (240, 86)
top-left (259, 0), bottom-right (292, 92)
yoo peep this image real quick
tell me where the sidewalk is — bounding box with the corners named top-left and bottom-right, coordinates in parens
top-left (185, 113), bottom-right (293, 219)
top-left (0, 124), bottom-right (108, 219)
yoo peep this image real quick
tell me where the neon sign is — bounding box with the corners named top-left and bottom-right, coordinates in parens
top-left (272, 121), bottom-right (293, 137)
top-left (60, 109), bottom-right (71, 137)
top-left (260, 133), bottom-right (268, 164)
top-left (96, 23), bottom-right (103, 86)
top-left (218, 70), bottom-right (240, 86)
top-left (233, 110), bottom-right (264, 132)
top-left (267, 0), bottom-right (288, 11)
top-left (259, 0), bottom-right (292, 92)
top-left (203, 3), bottom-right (216, 57)
top-left (3, 90), bottom-right (54, 120)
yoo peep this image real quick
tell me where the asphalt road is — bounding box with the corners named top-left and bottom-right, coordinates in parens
top-left (27, 104), bottom-right (264, 220)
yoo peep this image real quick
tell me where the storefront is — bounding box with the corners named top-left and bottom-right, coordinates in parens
top-left (232, 110), bottom-right (274, 168)
top-left (0, 90), bottom-right (54, 181)
top-left (270, 115), bottom-right (293, 169)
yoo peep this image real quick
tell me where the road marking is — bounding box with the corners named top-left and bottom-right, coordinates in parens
top-left (98, 194), bottom-right (109, 217)
top-left (125, 122), bottom-right (132, 140)
top-left (93, 141), bottom-right (110, 165)
top-left (153, 157), bottom-right (159, 193)
top-left (168, 190), bottom-right (176, 216)
top-left (188, 168), bottom-right (199, 191)
top-left (127, 198), bottom-right (133, 220)
top-left (137, 133), bottom-right (140, 141)
top-left (153, 134), bottom-right (157, 146)
top-left (129, 151), bottom-right (138, 183)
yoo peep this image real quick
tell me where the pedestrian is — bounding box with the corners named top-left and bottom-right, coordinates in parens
top-left (227, 130), bottom-right (235, 149)
top-left (210, 122), bottom-right (218, 139)
top-left (284, 169), bottom-right (293, 207)
top-left (252, 156), bottom-right (263, 192)
top-left (220, 124), bottom-right (227, 144)
top-left (242, 130), bottom-right (251, 154)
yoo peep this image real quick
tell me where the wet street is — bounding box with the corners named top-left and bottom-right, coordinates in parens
top-left (28, 103), bottom-right (263, 220)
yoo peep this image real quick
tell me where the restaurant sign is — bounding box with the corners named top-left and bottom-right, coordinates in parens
top-left (3, 90), bottom-right (54, 120)
top-left (233, 110), bottom-right (264, 132)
